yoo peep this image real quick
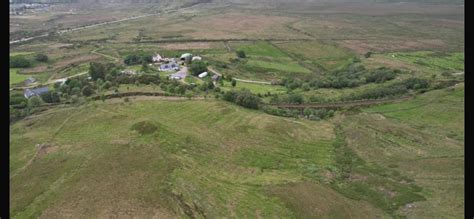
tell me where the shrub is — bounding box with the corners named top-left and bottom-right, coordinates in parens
top-left (81, 86), bottom-right (94, 97)
top-left (28, 96), bottom-right (43, 107)
top-left (223, 89), bottom-right (261, 109)
top-left (89, 62), bottom-right (107, 81)
top-left (35, 53), bottom-right (49, 62)
top-left (236, 50), bottom-right (246, 58)
top-left (189, 61), bottom-right (208, 76)
top-left (10, 56), bottom-right (32, 68)
top-left (231, 79), bottom-right (237, 87)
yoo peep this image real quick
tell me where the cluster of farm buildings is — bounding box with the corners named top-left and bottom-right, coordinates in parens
top-left (22, 52), bottom-right (218, 99)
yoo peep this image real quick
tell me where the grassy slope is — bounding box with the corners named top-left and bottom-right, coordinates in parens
top-left (12, 99), bottom-right (385, 218)
top-left (339, 84), bottom-right (464, 218)
top-left (10, 86), bottom-right (464, 218)
top-left (10, 68), bottom-right (28, 85)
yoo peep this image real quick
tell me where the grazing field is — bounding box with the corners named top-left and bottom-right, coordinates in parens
top-left (10, 99), bottom-right (340, 218)
top-left (9, 1), bottom-right (464, 218)
top-left (339, 84), bottom-right (464, 218)
top-left (273, 41), bottom-right (355, 71)
top-left (220, 80), bottom-right (287, 95)
top-left (10, 68), bottom-right (29, 86)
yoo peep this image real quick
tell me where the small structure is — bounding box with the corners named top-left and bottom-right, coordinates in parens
top-left (24, 77), bottom-right (36, 85)
top-left (152, 54), bottom-right (164, 62)
top-left (198, 72), bottom-right (208, 78)
top-left (160, 62), bottom-right (180, 71)
top-left (192, 56), bottom-right (202, 61)
top-left (24, 86), bottom-right (49, 98)
top-left (180, 53), bottom-right (193, 63)
top-left (211, 74), bottom-right (220, 81)
top-left (169, 71), bottom-right (186, 80)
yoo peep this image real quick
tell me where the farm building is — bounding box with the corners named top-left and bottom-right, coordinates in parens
top-left (24, 86), bottom-right (49, 98)
top-left (198, 72), bottom-right (208, 78)
top-left (152, 54), bottom-right (164, 62)
top-left (160, 62), bottom-right (180, 71)
top-left (211, 74), bottom-right (220, 81)
top-left (24, 77), bottom-right (36, 85)
top-left (180, 53), bottom-right (193, 62)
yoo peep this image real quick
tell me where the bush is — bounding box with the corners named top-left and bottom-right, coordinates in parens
top-left (288, 93), bottom-right (304, 104)
top-left (10, 56), bottom-right (32, 68)
top-left (137, 74), bottom-right (160, 85)
top-left (89, 62), bottom-right (107, 81)
top-left (123, 54), bottom-right (152, 65)
top-left (364, 51), bottom-right (372, 58)
top-left (28, 96), bottom-right (43, 107)
top-left (189, 61), bottom-right (208, 76)
top-left (35, 53), bottom-right (49, 62)
top-left (365, 68), bottom-right (397, 83)
top-left (82, 86), bottom-right (94, 97)
top-left (222, 89), bottom-right (261, 109)
top-left (231, 79), bottom-right (237, 87)
top-left (236, 50), bottom-right (246, 58)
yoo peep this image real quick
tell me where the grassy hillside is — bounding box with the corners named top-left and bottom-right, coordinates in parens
top-left (11, 99), bottom-right (343, 218)
top-left (339, 83), bottom-right (464, 218)
top-left (10, 83), bottom-right (464, 218)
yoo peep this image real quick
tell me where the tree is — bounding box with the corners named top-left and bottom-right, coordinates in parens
top-left (28, 96), bottom-right (42, 108)
top-left (288, 93), bottom-right (304, 104)
top-left (231, 79), bottom-right (237, 87)
top-left (71, 87), bottom-right (81, 95)
top-left (236, 50), bottom-right (246, 58)
top-left (102, 81), bottom-right (112, 90)
top-left (89, 62), bottom-right (106, 81)
top-left (35, 53), bottom-right (49, 62)
top-left (40, 91), bottom-right (53, 103)
top-left (188, 61), bottom-right (208, 76)
top-left (10, 56), bottom-right (32, 68)
top-left (82, 86), bottom-right (94, 97)
top-left (51, 92), bottom-right (61, 103)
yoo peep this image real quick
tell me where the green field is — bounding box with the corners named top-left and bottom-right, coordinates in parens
top-left (10, 84), bottom-right (464, 217)
top-left (9, 1), bottom-right (464, 218)
top-left (10, 68), bottom-right (28, 85)
top-left (339, 84), bottom-right (464, 218)
top-left (220, 80), bottom-right (287, 95)
top-left (388, 51), bottom-right (463, 72)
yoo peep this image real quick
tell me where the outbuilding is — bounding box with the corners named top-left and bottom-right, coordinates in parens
top-left (24, 86), bottom-right (49, 99)
top-left (180, 53), bottom-right (193, 63)
top-left (198, 72), bottom-right (208, 78)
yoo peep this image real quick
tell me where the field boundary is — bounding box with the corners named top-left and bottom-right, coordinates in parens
top-left (268, 96), bottom-right (413, 109)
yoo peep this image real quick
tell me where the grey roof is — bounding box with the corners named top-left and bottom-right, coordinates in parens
top-left (24, 86), bottom-right (49, 98)
top-left (25, 77), bottom-right (36, 84)
top-left (212, 75), bottom-right (220, 80)
top-left (160, 62), bottom-right (180, 71)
